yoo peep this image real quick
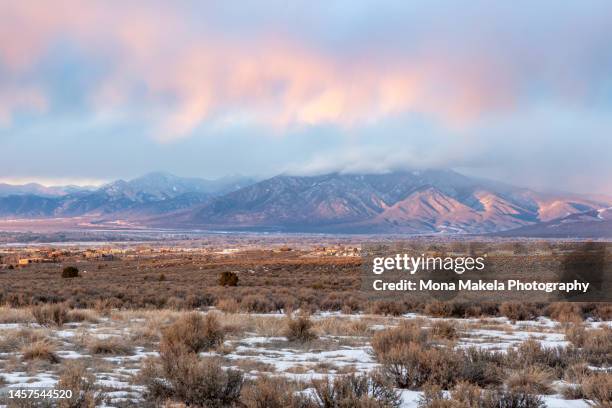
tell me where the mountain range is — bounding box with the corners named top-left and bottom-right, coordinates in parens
top-left (1, 170), bottom-right (611, 236)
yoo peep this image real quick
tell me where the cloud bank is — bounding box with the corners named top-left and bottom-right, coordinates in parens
top-left (0, 1), bottom-right (611, 194)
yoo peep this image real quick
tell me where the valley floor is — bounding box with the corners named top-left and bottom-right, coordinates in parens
top-left (0, 307), bottom-right (609, 407)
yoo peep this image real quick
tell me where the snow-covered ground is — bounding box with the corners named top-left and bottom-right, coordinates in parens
top-left (0, 310), bottom-right (607, 407)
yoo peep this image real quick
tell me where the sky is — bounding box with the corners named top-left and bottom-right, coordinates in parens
top-left (0, 1), bottom-right (611, 195)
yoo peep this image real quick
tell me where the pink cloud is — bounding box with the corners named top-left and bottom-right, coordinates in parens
top-left (0, 1), bottom-right (522, 139)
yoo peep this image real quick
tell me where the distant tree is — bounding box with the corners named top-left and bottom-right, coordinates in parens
top-left (218, 271), bottom-right (239, 287)
top-left (158, 273), bottom-right (166, 282)
top-left (62, 266), bottom-right (79, 278)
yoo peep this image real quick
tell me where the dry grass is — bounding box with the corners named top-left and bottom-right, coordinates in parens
top-left (143, 352), bottom-right (243, 407)
top-left (505, 367), bottom-right (554, 394)
top-left (371, 320), bottom-right (428, 360)
top-left (216, 298), bottom-right (240, 313)
top-left (57, 361), bottom-right (101, 408)
top-left (311, 373), bottom-right (401, 408)
top-left (419, 382), bottom-right (546, 408)
top-left (31, 303), bottom-right (68, 327)
top-left (314, 317), bottom-right (370, 337)
top-left (0, 307), bottom-right (34, 323)
top-left (161, 312), bottom-right (225, 355)
top-left (21, 340), bottom-right (60, 363)
top-left (429, 320), bottom-right (457, 340)
top-left (499, 302), bottom-right (537, 322)
top-left (581, 372), bottom-right (612, 408)
top-left (581, 326), bottom-right (612, 365)
top-left (87, 336), bottom-right (134, 355)
top-left (0, 328), bottom-right (48, 352)
top-left (285, 315), bottom-right (317, 343)
top-left (66, 309), bottom-right (99, 323)
top-left (241, 376), bottom-right (302, 408)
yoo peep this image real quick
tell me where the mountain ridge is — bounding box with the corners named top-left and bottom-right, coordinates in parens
top-left (0, 170), bottom-right (609, 235)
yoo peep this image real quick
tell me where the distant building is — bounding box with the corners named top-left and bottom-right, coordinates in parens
top-left (18, 258), bottom-right (32, 265)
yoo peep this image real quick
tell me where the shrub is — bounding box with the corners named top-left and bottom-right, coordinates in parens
top-left (458, 347), bottom-right (504, 387)
top-left (242, 376), bottom-right (305, 408)
top-left (311, 373), bottom-right (401, 408)
top-left (57, 361), bottom-right (102, 408)
top-left (424, 301), bottom-right (454, 318)
top-left (499, 302), bottom-right (536, 321)
top-left (581, 326), bottom-right (612, 365)
top-left (560, 384), bottom-right (586, 400)
top-left (430, 320), bottom-right (457, 340)
top-left (377, 342), bottom-right (461, 390)
top-left (547, 302), bottom-right (583, 323)
top-left (161, 312), bottom-right (225, 355)
top-left (505, 367), bottom-right (554, 394)
top-left (369, 300), bottom-right (406, 316)
top-left (418, 382), bottom-right (546, 408)
top-left (581, 372), bottom-right (612, 408)
top-left (507, 339), bottom-right (578, 377)
top-left (21, 340), bottom-right (60, 363)
top-left (565, 324), bottom-right (587, 347)
top-left (218, 271), bottom-right (239, 287)
top-left (371, 321), bottom-right (428, 360)
top-left (240, 295), bottom-right (275, 313)
top-left (31, 303), bottom-right (68, 327)
top-left (62, 266), bottom-right (79, 278)
top-left (484, 389), bottom-right (546, 408)
top-left (217, 298), bottom-right (240, 313)
top-left (88, 337), bottom-right (133, 355)
top-left (285, 315), bottom-right (317, 343)
top-left (147, 352), bottom-right (243, 408)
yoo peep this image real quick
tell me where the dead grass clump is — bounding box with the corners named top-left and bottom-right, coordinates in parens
top-left (21, 340), bottom-right (60, 363)
top-left (66, 309), bottom-right (99, 323)
top-left (31, 303), bottom-right (68, 326)
top-left (377, 342), bottom-right (461, 390)
top-left (507, 338), bottom-right (578, 377)
top-left (253, 316), bottom-right (285, 337)
top-left (310, 373), bottom-right (401, 408)
top-left (285, 315), bottom-right (317, 343)
top-left (581, 326), bottom-right (612, 366)
top-left (144, 352), bottom-right (243, 407)
top-left (560, 384), bottom-right (586, 400)
top-left (547, 302), bottom-right (583, 323)
top-left (57, 361), bottom-right (101, 408)
top-left (430, 320), bottom-right (457, 340)
top-left (505, 367), bottom-right (554, 394)
top-left (240, 295), bottom-right (275, 313)
top-left (457, 347), bottom-right (505, 387)
top-left (369, 300), bottom-right (407, 316)
top-left (315, 318), bottom-right (370, 337)
top-left (423, 301), bottom-right (454, 318)
top-left (241, 376), bottom-right (304, 408)
top-left (0, 307), bottom-right (34, 323)
top-left (371, 321), bottom-right (428, 360)
top-left (216, 298), bottom-right (240, 313)
top-left (499, 302), bottom-right (536, 322)
top-left (565, 324), bottom-right (587, 348)
top-left (588, 303), bottom-right (612, 321)
top-left (581, 372), bottom-right (612, 408)
top-left (161, 312), bottom-right (225, 354)
top-left (0, 328), bottom-right (47, 352)
top-left (88, 337), bottom-right (133, 355)
top-left (418, 382), bottom-right (546, 408)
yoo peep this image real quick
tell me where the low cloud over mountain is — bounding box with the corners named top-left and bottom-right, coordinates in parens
top-left (0, 170), bottom-right (609, 236)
